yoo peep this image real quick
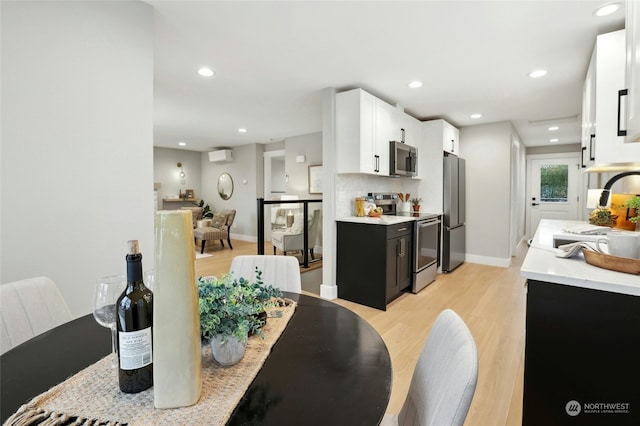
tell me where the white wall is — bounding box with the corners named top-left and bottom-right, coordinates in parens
top-left (1, 1), bottom-right (154, 317)
top-left (460, 122), bottom-right (514, 266)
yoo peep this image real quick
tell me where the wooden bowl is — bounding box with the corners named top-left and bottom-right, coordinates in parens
top-left (368, 212), bottom-right (382, 218)
top-left (582, 248), bottom-right (640, 275)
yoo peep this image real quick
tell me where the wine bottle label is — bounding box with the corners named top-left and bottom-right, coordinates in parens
top-left (119, 327), bottom-right (153, 370)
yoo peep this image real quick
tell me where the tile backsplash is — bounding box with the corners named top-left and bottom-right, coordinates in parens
top-left (335, 174), bottom-right (420, 218)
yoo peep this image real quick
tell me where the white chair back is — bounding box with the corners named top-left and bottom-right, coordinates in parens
top-left (1, 276), bottom-right (72, 354)
top-left (229, 255), bottom-right (302, 294)
top-left (397, 309), bottom-right (478, 426)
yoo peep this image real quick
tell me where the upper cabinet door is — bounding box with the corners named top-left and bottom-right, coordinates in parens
top-left (442, 120), bottom-right (459, 154)
top-left (625, 0), bottom-right (640, 143)
top-left (336, 89), bottom-right (378, 175)
top-left (594, 30), bottom-right (640, 164)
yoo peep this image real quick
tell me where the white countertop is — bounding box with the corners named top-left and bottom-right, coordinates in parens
top-left (521, 219), bottom-right (640, 296)
top-left (337, 215), bottom-right (416, 225)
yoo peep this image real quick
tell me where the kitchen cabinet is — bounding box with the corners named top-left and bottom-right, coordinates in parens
top-left (336, 88), bottom-right (419, 176)
top-left (336, 221), bottom-right (412, 310)
top-left (422, 119), bottom-right (459, 155)
top-left (625, 0), bottom-right (640, 143)
top-left (591, 30), bottom-right (640, 165)
top-left (580, 47), bottom-right (596, 168)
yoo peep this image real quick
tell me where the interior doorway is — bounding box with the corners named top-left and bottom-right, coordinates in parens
top-left (525, 153), bottom-right (583, 237)
top-left (263, 149), bottom-right (286, 200)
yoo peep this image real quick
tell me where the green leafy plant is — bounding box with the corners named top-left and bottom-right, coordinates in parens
top-left (409, 197), bottom-right (423, 206)
top-left (624, 195), bottom-right (640, 223)
top-left (588, 207), bottom-right (617, 227)
top-left (197, 269), bottom-right (282, 343)
top-left (193, 199), bottom-right (214, 218)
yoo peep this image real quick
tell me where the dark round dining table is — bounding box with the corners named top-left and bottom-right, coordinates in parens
top-left (1, 293), bottom-right (392, 425)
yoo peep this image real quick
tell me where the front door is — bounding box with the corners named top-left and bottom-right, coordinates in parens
top-left (526, 155), bottom-right (581, 237)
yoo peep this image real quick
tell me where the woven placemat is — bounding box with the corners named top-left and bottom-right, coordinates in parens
top-left (5, 302), bottom-right (296, 426)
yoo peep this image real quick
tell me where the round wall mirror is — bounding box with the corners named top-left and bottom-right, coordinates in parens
top-left (218, 172), bottom-right (234, 200)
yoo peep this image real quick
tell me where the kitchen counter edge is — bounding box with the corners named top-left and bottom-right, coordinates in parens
top-left (520, 219), bottom-right (640, 296)
top-left (337, 213), bottom-right (440, 225)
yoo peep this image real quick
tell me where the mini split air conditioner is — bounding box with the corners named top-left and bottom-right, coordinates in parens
top-left (208, 150), bottom-right (233, 163)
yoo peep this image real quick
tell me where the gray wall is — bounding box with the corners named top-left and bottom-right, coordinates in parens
top-left (200, 144), bottom-right (264, 240)
top-left (284, 132), bottom-right (323, 199)
top-left (1, 1), bottom-right (154, 317)
top-left (154, 147), bottom-right (202, 206)
top-left (460, 122), bottom-right (515, 266)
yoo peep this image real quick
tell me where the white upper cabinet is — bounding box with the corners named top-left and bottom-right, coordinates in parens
top-left (581, 47), bottom-right (596, 168)
top-left (593, 29), bottom-right (640, 165)
top-left (422, 119), bottom-right (459, 155)
top-left (624, 0), bottom-right (640, 143)
top-left (336, 88), bottom-right (419, 176)
top-left (336, 89), bottom-right (378, 174)
top-left (442, 120), bottom-right (459, 154)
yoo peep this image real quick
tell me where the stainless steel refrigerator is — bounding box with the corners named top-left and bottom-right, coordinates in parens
top-left (443, 154), bottom-right (465, 272)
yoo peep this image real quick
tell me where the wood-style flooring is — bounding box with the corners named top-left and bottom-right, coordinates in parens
top-left (195, 239), bottom-right (527, 425)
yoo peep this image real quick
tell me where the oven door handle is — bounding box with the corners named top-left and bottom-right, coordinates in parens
top-left (418, 220), bottom-right (440, 228)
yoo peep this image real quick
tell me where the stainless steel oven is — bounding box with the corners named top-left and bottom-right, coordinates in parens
top-left (412, 215), bottom-right (440, 293)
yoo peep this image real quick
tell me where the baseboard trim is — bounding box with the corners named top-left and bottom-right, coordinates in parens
top-left (320, 284), bottom-right (338, 300)
top-left (465, 254), bottom-right (511, 268)
top-left (229, 233), bottom-right (257, 243)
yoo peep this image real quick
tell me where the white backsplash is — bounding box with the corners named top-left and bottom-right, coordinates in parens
top-left (335, 174), bottom-right (420, 218)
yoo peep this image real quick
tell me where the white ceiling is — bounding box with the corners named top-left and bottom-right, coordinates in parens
top-left (149, 0), bottom-right (626, 152)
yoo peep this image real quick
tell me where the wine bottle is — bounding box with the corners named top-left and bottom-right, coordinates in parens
top-left (117, 240), bottom-right (153, 393)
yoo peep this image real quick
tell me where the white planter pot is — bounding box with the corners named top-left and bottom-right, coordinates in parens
top-left (398, 201), bottom-right (411, 213)
top-left (210, 334), bottom-right (247, 366)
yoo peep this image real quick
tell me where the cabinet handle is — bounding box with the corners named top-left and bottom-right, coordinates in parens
top-left (398, 238), bottom-right (405, 257)
top-left (451, 139), bottom-right (455, 152)
top-left (581, 146), bottom-right (586, 168)
top-left (397, 227), bottom-right (407, 232)
top-left (618, 89), bottom-right (627, 137)
top-left (589, 134), bottom-right (595, 161)
top-left (374, 155), bottom-right (380, 172)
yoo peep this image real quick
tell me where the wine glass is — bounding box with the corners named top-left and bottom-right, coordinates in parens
top-left (93, 275), bottom-right (126, 368)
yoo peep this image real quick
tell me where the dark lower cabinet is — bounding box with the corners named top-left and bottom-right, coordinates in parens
top-left (524, 280), bottom-right (640, 425)
top-left (337, 221), bottom-right (412, 310)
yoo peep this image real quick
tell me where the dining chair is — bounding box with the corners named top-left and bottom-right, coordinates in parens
top-left (381, 309), bottom-right (478, 426)
top-left (229, 255), bottom-right (302, 294)
top-left (1, 276), bottom-right (73, 354)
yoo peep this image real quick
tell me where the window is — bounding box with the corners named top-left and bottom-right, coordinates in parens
top-left (540, 165), bottom-right (568, 202)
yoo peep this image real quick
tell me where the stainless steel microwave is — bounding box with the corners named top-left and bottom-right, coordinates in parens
top-left (389, 141), bottom-right (417, 177)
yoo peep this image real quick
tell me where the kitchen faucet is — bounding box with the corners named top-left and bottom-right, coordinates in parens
top-left (599, 171), bottom-right (640, 207)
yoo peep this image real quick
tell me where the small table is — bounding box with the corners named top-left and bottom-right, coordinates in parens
top-left (1, 293), bottom-right (392, 425)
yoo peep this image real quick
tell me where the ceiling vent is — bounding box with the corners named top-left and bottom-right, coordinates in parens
top-left (208, 149), bottom-right (233, 163)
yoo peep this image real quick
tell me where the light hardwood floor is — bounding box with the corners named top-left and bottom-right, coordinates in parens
top-left (195, 240), bottom-right (527, 425)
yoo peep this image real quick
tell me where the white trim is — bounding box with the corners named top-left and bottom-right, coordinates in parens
top-left (320, 283), bottom-right (338, 300)
top-left (228, 233), bottom-right (257, 243)
top-left (464, 254), bottom-right (511, 268)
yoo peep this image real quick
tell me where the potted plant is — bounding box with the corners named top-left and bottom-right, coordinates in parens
top-left (193, 199), bottom-right (214, 219)
top-left (197, 270), bottom-right (282, 366)
top-left (624, 195), bottom-right (640, 228)
top-left (588, 206), bottom-right (618, 227)
top-left (409, 197), bottom-right (423, 212)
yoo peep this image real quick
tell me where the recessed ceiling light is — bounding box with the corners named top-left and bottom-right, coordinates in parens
top-left (197, 67), bottom-right (214, 77)
top-left (550, 138), bottom-right (559, 143)
top-left (238, 128), bottom-right (247, 133)
top-left (408, 81), bottom-right (423, 88)
top-left (593, 3), bottom-right (621, 17)
top-left (470, 113), bottom-right (482, 119)
top-left (178, 141), bottom-right (186, 146)
top-left (548, 126), bottom-right (559, 131)
top-left (529, 69), bottom-right (548, 78)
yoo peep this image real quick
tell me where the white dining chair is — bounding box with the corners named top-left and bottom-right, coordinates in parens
top-left (381, 309), bottom-right (479, 426)
top-left (1, 276), bottom-right (73, 354)
top-left (229, 255), bottom-right (302, 294)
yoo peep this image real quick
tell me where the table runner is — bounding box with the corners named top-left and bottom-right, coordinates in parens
top-left (5, 302), bottom-right (296, 426)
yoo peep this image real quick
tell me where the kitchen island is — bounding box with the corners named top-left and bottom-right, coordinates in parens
top-left (521, 219), bottom-right (640, 425)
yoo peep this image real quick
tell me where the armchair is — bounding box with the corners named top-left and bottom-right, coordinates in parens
top-left (193, 209), bottom-right (236, 254)
top-left (272, 209), bottom-right (320, 259)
